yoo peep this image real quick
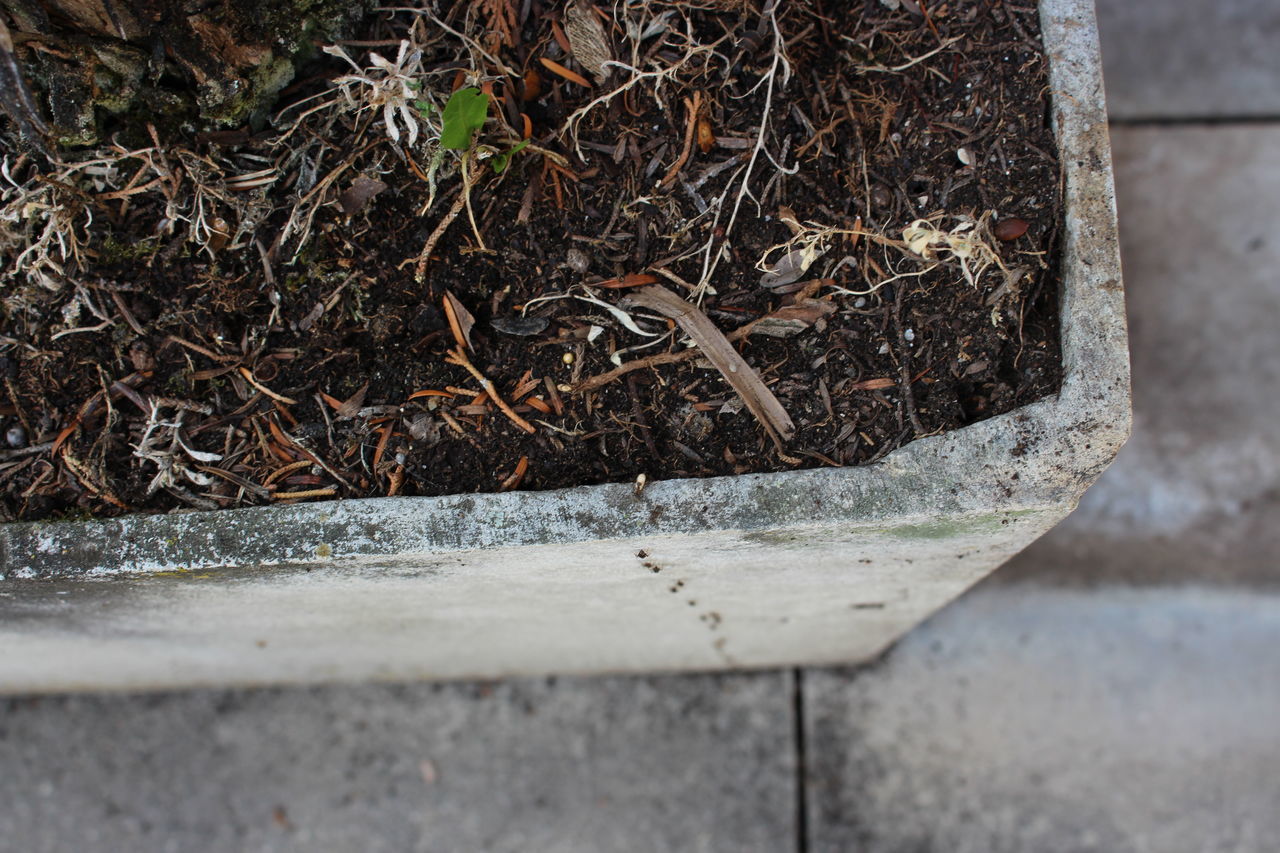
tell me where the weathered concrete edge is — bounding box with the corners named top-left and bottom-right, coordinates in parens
top-left (0, 506), bottom-right (1064, 693)
top-left (0, 0), bottom-right (1129, 582)
top-left (0, 443), bottom-right (1053, 578)
top-left (1042, 0), bottom-right (1132, 439)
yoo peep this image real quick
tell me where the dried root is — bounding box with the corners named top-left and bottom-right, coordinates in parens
top-left (757, 210), bottom-right (1011, 300)
top-left (900, 212), bottom-right (1005, 288)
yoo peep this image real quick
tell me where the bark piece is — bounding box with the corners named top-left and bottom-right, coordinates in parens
top-left (564, 0), bottom-right (612, 82)
top-left (338, 176), bottom-right (387, 217)
top-left (752, 298), bottom-right (837, 338)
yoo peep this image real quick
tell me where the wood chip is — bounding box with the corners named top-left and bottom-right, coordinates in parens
top-left (338, 175), bottom-right (387, 217)
top-left (334, 381), bottom-right (369, 419)
top-left (596, 272), bottom-right (658, 289)
top-left (848, 377), bottom-right (896, 391)
top-left (622, 284), bottom-right (795, 446)
top-left (752, 299), bottom-right (837, 338)
top-left (442, 290), bottom-right (476, 351)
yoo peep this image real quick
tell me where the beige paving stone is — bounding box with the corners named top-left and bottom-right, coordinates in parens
top-left (800, 123), bottom-right (1280, 853)
top-left (1097, 0), bottom-right (1280, 120)
top-left (804, 586), bottom-right (1280, 853)
top-left (0, 672), bottom-right (797, 853)
top-left (999, 124), bottom-right (1280, 586)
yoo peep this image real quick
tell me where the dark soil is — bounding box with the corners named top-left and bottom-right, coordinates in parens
top-left (0, 0), bottom-right (1062, 522)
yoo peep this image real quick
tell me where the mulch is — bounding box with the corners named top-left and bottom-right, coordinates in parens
top-left (0, 0), bottom-right (1062, 522)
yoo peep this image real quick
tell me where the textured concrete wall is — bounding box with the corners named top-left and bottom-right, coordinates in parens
top-left (0, 509), bottom-right (1057, 691)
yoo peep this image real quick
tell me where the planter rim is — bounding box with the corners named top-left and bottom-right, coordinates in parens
top-left (0, 0), bottom-right (1128, 581)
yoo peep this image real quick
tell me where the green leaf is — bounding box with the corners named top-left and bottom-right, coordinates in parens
top-left (414, 99), bottom-right (434, 116)
top-left (440, 88), bottom-right (489, 150)
top-left (490, 139), bottom-right (531, 174)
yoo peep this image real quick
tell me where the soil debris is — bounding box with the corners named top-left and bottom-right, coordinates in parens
top-left (0, 0), bottom-right (1063, 522)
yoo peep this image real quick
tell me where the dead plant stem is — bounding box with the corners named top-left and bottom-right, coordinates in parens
top-left (444, 347), bottom-right (536, 434)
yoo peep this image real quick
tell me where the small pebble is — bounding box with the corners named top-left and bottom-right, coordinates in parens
top-left (491, 316), bottom-right (549, 337)
top-left (854, 297), bottom-right (867, 308)
top-left (6, 424), bottom-right (26, 448)
top-left (904, 328), bottom-right (915, 342)
top-left (870, 184), bottom-right (893, 211)
top-left (994, 217), bottom-right (1030, 241)
top-left (565, 248), bottom-right (590, 274)
top-left (956, 147), bottom-right (973, 166)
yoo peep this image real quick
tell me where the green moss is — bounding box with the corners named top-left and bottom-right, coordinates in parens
top-left (198, 53), bottom-right (294, 127)
top-left (880, 510), bottom-right (1043, 540)
top-left (742, 510), bottom-right (1045, 548)
top-left (166, 371), bottom-right (193, 396)
top-left (98, 235), bottom-right (159, 264)
top-left (49, 507), bottom-right (97, 523)
top-left (91, 43), bottom-right (146, 114)
top-left (881, 519), bottom-right (972, 540)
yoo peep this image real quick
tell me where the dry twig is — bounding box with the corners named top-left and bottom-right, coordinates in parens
top-left (622, 285), bottom-right (794, 447)
top-left (443, 347), bottom-right (536, 434)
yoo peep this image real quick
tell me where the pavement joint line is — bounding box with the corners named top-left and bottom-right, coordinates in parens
top-left (1109, 115), bottom-right (1280, 127)
top-left (793, 667), bottom-right (810, 853)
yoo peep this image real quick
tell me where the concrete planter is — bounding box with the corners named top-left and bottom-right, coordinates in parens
top-left (0, 0), bottom-right (1127, 693)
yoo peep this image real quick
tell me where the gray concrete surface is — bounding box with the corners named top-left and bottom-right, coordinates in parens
top-left (797, 118), bottom-right (1280, 853)
top-left (997, 124), bottom-right (1280, 587)
top-left (804, 586), bottom-right (1280, 853)
top-left (1097, 0), bottom-right (1280, 120)
top-left (2, 4), bottom-right (1278, 852)
top-left (0, 672), bottom-right (796, 853)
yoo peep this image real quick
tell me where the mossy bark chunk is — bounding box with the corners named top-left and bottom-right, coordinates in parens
top-left (0, 0), bottom-right (372, 146)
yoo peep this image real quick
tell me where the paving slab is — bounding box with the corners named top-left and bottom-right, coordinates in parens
top-left (1097, 0), bottom-right (1280, 120)
top-left (803, 585), bottom-right (1280, 853)
top-left (803, 124), bottom-right (1280, 847)
top-left (997, 124), bottom-right (1280, 586)
top-left (0, 671), bottom-right (796, 853)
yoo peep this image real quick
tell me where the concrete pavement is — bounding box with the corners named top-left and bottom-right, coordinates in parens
top-left (1, 674), bottom-right (796, 853)
top-left (805, 587), bottom-right (1280, 853)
